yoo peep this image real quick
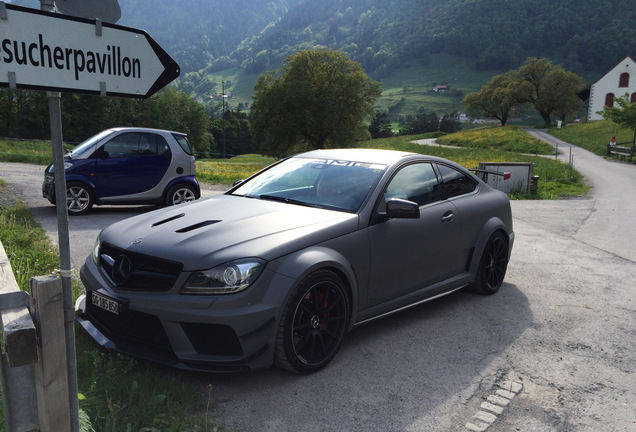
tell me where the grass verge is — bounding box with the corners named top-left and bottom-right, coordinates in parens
top-left (548, 120), bottom-right (635, 158)
top-left (0, 180), bottom-right (208, 432)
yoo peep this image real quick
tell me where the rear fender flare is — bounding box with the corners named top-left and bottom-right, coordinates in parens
top-left (469, 217), bottom-right (512, 274)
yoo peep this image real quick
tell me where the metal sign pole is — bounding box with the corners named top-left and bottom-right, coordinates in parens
top-left (40, 3), bottom-right (80, 432)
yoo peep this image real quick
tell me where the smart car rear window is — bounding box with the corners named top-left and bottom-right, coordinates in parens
top-left (173, 134), bottom-right (194, 156)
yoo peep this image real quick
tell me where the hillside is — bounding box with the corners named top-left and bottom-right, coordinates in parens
top-left (11, 0), bottom-right (636, 119)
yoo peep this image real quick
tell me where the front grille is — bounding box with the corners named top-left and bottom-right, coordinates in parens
top-left (86, 296), bottom-right (173, 352)
top-left (180, 322), bottom-right (243, 356)
top-left (99, 242), bottom-right (182, 291)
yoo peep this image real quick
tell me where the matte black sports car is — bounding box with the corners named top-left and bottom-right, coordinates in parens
top-left (77, 149), bottom-right (514, 374)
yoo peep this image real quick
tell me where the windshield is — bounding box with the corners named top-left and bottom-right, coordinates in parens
top-left (232, 156), bottom-right (387, 212)
top-left (70, 129), bottom-right (116, 157)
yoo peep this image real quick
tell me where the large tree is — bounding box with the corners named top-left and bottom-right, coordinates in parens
top-left (597, 93), bottom-right (636, 149)
top-left (250, 48), bottom-right (382, 157)
top-left (515, 57), bottom-right (584, 126)
top-left (462, 73), bottom-right (520, 126)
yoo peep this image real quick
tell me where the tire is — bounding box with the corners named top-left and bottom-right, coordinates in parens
top-left (471, 231), bottom-right (509, 295)
top-left (275, 269), bottom-right (350, 374)
top-left (165, 184), bottom-right (197, 206)
top-left (66, 181), bottom-right (94, 215)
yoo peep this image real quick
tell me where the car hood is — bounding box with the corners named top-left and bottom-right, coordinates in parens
top-left (100, 194), bottom-right (360, 271)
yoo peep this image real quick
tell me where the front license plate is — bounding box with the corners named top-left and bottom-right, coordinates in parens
top-left (91, 291), bottom-right (122, 315)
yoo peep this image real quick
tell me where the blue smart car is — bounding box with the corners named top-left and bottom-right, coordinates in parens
top-left (42, 127), bottom-right (200, 215)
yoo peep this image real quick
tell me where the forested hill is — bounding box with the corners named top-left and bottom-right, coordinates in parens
top-left (11, 0), bottom-right (636, 84)
top-left (113, 0), bottom-right (636, 81)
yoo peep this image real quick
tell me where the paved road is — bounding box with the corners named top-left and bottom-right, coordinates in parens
top-left (0, 134), bottom-right (634, 431)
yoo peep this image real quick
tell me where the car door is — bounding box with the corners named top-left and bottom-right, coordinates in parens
top-left (435, 163), bottom-right (483, 271)
top-left (366, 162), bottom-right (463, 306)
top-left (94, 132), bottom-right (171, 198)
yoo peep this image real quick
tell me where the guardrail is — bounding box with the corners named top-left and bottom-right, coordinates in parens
top-left (0, 241), bottom-right (72, 431)
top-left (607, 143), bottom-right (634, 162)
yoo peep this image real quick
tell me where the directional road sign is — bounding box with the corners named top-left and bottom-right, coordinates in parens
top-left (0, 3), bottom-right (179, 98)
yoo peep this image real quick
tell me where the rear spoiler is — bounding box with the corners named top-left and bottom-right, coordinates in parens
top-left (469, 169), bottom-right (511, 182)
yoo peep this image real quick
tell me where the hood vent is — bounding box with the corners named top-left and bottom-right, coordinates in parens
top-left (151, 213), bottom-right (185, 227)
top-left (175, 220), bottom-right (221, 233)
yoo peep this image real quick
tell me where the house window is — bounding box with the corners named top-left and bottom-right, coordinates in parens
top-left (605, 93), bottom-right (615, 107)
top-left (631, 93), bottom-right (636, 104)
top-left (619, 73), bottom-right (629, 87)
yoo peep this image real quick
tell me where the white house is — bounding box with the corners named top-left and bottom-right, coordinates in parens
top-left (586, 55), bottom-right (636, 121)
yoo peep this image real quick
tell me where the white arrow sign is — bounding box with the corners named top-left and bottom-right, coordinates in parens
top-left (0, 3), bottom-right (179, 98)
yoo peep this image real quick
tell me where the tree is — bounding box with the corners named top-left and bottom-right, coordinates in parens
top-left (250, 48), bottom-right (382, 157)
top-left (597, 93), bottom-right (636, 149)
top-left (515, 57), bottom-right (584, 126)
top-left (368, 111), bottom-right (393, 139)
top-left (462, 73), bottom-right (520, 126)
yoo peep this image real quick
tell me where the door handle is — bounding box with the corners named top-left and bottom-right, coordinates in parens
top-left (441, 211), bottom-right (454, 223)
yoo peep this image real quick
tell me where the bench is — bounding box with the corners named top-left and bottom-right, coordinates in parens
top-left (607, 144), bottom-right (634, 162)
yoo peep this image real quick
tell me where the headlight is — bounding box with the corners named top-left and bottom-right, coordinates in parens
top-left (91, 235), bottom-right (101, 264)
top-left (181, 258), bottom-right (266, 295)
top-left (48, 162), bottom-right (73, 172)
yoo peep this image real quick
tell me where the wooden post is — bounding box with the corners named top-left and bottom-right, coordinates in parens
top-left (30, 275), bottom-right (71, 432)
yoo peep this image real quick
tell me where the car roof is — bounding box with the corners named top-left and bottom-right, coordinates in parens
top-left (294, 148), bottom-right (417, 165)
top-left (107, 126), bottom-right (186, 136)
top-left (292, 148), bottom-right (463, 168)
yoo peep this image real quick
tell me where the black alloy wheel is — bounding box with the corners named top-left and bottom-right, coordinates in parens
top-left (472, 231), bottom-right (509, 295)
top-left (275, 270), bottom-right (349, 374)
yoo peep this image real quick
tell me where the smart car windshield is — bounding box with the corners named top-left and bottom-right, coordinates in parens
top-left (232, 156), bottom-right (387, 212)
top-left (70, 129), bottom-right (116, 158)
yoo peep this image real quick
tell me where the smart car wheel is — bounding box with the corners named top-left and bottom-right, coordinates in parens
top-left (275, 269), bottom-right (349, 374)
top-left (472, 231), bottom-right (509, 295)
top-left (165, 184), bottom-right (197, 206)
top-left (66, 181), bottom-right (94, 215)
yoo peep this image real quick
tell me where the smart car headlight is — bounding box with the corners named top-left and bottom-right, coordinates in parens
top-left (181, 258), bottom-right (266, 295)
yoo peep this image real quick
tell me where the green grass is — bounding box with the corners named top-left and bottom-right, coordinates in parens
top-left (548, 119), bottom-right (635, 158)
top-left (436, 125), bottom-right (555, 155)
top-left (0, 183), bottom-right (208, 432)
top-left (365, 133), bottom-right (587, 199)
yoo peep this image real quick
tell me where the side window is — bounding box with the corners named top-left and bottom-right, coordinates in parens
top-left (605, 93), bottom-right (614, 107)
top-left (437, 164), bottom-right (477, 198)
top-left (384, 163), bottom-right (441, 206)
top-left (102, 133), bottom-right (141, 158)
top-left (138, 133), bottom-right (159, 155)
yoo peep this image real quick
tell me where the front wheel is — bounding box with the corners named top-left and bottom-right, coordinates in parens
top-left (275, 270), bottom-right (350, 374)
top-left (471, 231), bottom-right (509, 295)
top-left (66, 181), bottom-right (94, 215)
top-left (165, 184), bottom-right (197, 206)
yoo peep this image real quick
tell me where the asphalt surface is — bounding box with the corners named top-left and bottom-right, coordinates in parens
top-left (0, 132), bottom-right (634, 431)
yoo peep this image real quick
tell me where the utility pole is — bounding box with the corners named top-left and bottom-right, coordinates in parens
top-left (38, 2), bottom-right (80, 432)
top-left (222, 80), bottom-right (227, 158)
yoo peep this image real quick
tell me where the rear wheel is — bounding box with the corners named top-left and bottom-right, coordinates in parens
top-left (66, 182), bottom-right (94, 215)
top-left (165, 184), bottom-right (197, 206)
top-left (275, 270), bottom-right (349, 374)
top-left (471, 231), bottom-right (509, 295)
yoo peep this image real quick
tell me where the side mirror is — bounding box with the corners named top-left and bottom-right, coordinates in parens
top-left (385, 198), bottom-right (420, 219)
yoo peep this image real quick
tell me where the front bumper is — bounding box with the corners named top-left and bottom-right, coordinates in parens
top-left (42, 175), bottom-right (55, 204)
top-left (78, 256), bottom-right (291, 372)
